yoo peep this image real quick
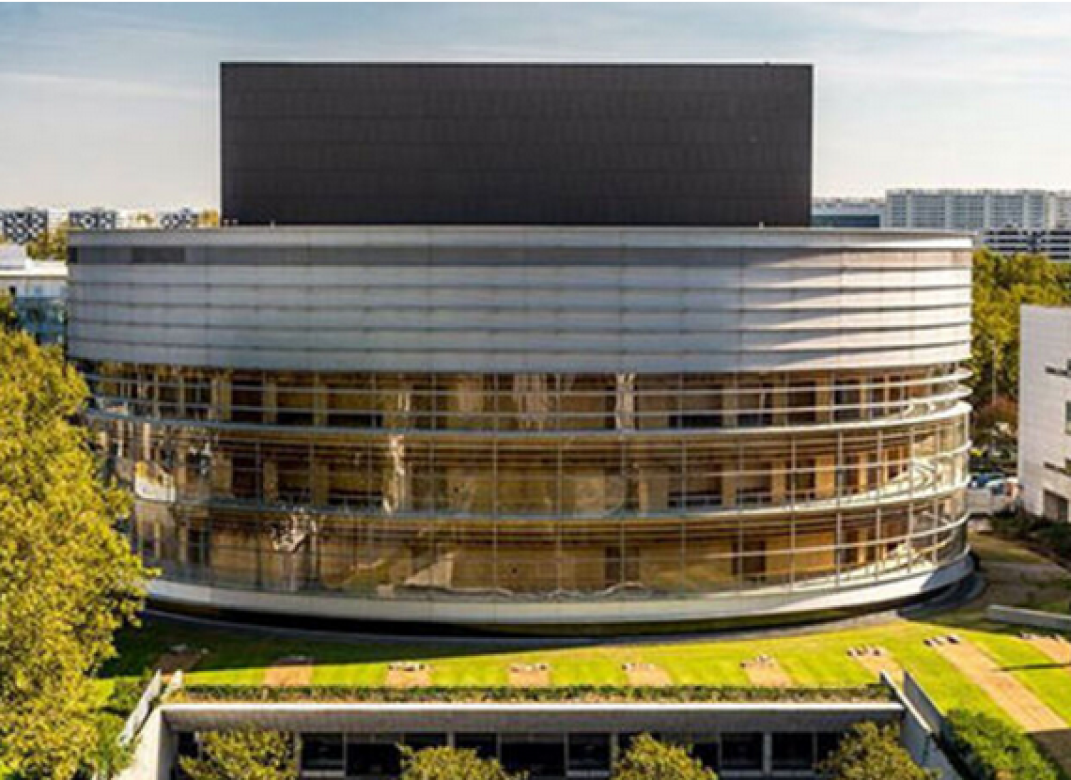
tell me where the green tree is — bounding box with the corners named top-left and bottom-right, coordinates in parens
top-left (819, 723), bottom-right (934, 780)
top-left (612, 734), bottom-right (717, 780)
top-left (971, 249), bottom-right (1071, 404)
top-left (25, 224), bottom-right (69, 261)
top-left (179, 730), bottom-right (297, 780)
top-left (0, 329), bottom-right (148, 778)
top-left (198, 208), bottom-right (221, 228)
top-left (0, 292), bottom-right (17, 332)
top-left (399, 746), bottom-right (525, 780)
top-left (83, 713), bottom-right (134, 780)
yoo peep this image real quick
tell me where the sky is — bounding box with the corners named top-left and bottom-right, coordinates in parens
top-left (3, 2), bottom-right (1071, 208)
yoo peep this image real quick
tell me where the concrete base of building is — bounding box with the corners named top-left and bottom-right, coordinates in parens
top-left (145, 554), bottom-right (974, 636)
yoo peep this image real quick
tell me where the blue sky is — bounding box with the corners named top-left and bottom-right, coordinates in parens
top-left (3, 2), bottom-right (1071, 208)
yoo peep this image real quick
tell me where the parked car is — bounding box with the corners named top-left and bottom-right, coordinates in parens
top-left (968, 475), bottom-right (1020, 516)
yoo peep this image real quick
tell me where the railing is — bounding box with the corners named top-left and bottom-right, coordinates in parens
top-left (116, 670), bottom-right (185, 747)
top-left (118, 671), bottom-right (163, 747)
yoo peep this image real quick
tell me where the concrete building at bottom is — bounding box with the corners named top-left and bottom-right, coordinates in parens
top-left (1019, 306), bottom-right (1071, 522)
top-left (119, 673), bottom-right (960, 780)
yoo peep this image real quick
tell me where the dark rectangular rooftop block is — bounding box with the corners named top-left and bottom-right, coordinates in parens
top-left (221, 63), bottom-right (812, 227)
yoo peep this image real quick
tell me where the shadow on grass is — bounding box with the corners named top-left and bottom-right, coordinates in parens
top-left (101, 613), bottom-right (591, 683)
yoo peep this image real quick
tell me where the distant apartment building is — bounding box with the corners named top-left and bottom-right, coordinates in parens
top-left (885, 189), bottom-right (1052, 231)
top-left (810, 198), bottom-right (884, 228)
top-left (0, 208), bottom-right (49, 244)
top-left (1051, 192), bottom-right (1071, 228)
top-left (982, 228), bottom-right (1071, 262)
top-left (69, 208), bottom-right (119, 231)
top-left (0, 246), bottom-right (67, 345)
top-left (1019, 306), bottom-right (1071, 523)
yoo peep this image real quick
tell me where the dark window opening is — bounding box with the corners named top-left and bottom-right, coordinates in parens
top-left (816, 732), bottom-right (843, 763)
top-left (670, 412), bottom-right (723, 429)
top-left (301, 733), bottom-right (344, 772)
top-left (455, 733), bottom-right (497, 760)
top-left (772, 732), bottom-right (814, 771)
top-left (568, 733), bottom-right (611, 776)
top-left (721, 733), bottom-right (763, 772)
top-left (500, 736), bottom-right (566, 779)
top-left (691, 739), bottom-right (720, 771)
top-left (346, 741), bottom-right (401, 778)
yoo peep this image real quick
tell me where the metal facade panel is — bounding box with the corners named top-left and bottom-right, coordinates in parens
top-left (66, 232), bottom-right (972, 374)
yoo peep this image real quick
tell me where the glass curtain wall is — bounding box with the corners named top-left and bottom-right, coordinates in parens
top-left (85, 363), bottom-right (970, 601)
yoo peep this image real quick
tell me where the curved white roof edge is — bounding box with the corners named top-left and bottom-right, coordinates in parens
top-left (70, 226), bottom-right (974, 252)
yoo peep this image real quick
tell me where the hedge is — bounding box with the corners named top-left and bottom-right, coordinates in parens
top-left (945, 709), bottom-right (1062, 780)
top-left (174, 683), bottom-right (889, 705)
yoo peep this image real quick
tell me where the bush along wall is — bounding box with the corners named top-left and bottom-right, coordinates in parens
top-left (175, 684), bottom-right (890, 705)
top-left (945, 709), bottom-right (1062, 780)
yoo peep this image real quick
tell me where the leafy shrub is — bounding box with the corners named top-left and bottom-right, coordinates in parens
top-left (819, 723), bottom-right (933, 780)
top-left (612, 734), bottom-right (716, 780)
top-left (945, 709), bottom-right (1060, 780)
top-left (399, 746), bottom-right (523, 780)
top-left (105, 672), bottom-right (155, 717)
top-left (1037, 523), bottom-right (1071, 560)
top-left (990, 511), bottom-right (1038, 541)
top-left (179, 730), bottom-right (297, 780)
top-left (79, 713), bottom-right (133, 780)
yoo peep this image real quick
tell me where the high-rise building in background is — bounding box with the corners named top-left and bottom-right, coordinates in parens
top-left (812, 190), bottom-right (1071, 260)
top-left (884, 189), bottom-right (1071, 231)
top-left (68, 63), bottom-right (973, 631)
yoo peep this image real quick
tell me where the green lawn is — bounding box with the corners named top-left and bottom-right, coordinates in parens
top-left (101, 532), bottom-right (1071, 733)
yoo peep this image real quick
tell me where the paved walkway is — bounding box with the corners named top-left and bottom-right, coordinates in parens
top-left (849, 646), bottom-right (902, 683)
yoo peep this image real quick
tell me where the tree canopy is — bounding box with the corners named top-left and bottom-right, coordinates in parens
top-left (0, 292), bottom-right (17, 332)
top-left (971, 249), bottom-right (1071, 404)
top-left (399, 746), bottom-right (524, 780)
top-left (612, 734), bottom-right (718, 780)
top-left (0, 328), bottom-right (147, 778)
top-left (24, 225), bottom-right (68, 262)
top-left (179, 730), bottom-right (297, 780)
top-left (818, 723), bottom-right (934, 780)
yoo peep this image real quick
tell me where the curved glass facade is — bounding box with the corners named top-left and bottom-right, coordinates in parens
top-left (68, 227), bottom-right (974, 625)
top-left (85, 363), bottom-right (969, 602)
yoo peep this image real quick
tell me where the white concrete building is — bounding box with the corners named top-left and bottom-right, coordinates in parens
top-left (0, 246), bottom-right (67, 344)
top-left (117, 672), bottom-right (959, 780)
top-left (1019, 306), bottom-right (1071, 522)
